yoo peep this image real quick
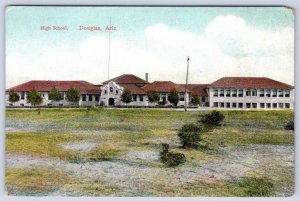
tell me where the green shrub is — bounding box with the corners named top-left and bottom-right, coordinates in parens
top-left (178, 123), bottom-right (202, 149)
top-left (160, 143), bottom-right (186, 167)
top-left (284, 120), bottom-right (294, 130)
top-left (199, 110), bottom-right (225, 126)
top-left (238, 177), bottom-right (274, 197)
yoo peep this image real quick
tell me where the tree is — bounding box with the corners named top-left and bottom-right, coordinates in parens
top-left (48, 86), bottom-right (60, 102)
top-left (191, 94), bottom-right (200, 106)
top-left (147, 90), bottom-right (160, 103)
top-left (27, 89), bottom-right (43, 114)
top-left (168, 88), bottom-right (179, 106)
top-left (8, 91), bottom-right (20, 104)
top-left (121, 89), bottom-right (132, 104)
top-left (66, 87), bottom-right (80, 105)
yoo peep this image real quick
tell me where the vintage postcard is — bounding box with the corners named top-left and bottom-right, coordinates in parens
top-left (5, 6), bottom-right (294, 197)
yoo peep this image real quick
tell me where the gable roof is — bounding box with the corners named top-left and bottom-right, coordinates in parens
top-left (102, 74), bottom-right (149, 84)
top-left (119, 84), bottom-right (146, 95)
top-left (142, 81), bottom-right (191, 93)
top-left (178, 84), bottom-right (209, 96)
top-left (209, 77), bottom-right (294, 89)
top-left (7, 80), bottom-right (101, 94)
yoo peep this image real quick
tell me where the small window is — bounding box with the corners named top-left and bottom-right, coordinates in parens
top-left (259, 89), bottom-right (264, 97)
top-left (82, 95), bottom-right (86, 101)
top-left (232, 103), bottom-right (237, 108)
top-left (272, 89), bottom-right (277, 97)
top-left (232, 89), bottom-right (237, 97)
top-left (226, 89), bottom-right (230, 97)
top-left (272, 103), bottom-right (277, 108)
top-left (140, 95), bottom-right (144, 102)
top-left (48, 104), bottom-right (52, 106)
top-left (95, 95), bottom-right (99, 102)
top-left (42, 93), bottom-right (45, 97)
top-left (219, 89), bottom-right (224, 97)
top-left (266, 89), bottom-right (271, 97)
top-left (278, 89), bottom-right (283, 97)
top-left (59, 92), bottom-right (64, 100)
top-left (252, 103), bottom-right (257, 108)
top-left (238, 89), bottom-right (243, 97)
top-left (252, 89), bottom-right (257, 96)
top-left (284, 89), bottom-right (290, 97)
top-left (213, 102), bottom-right (218, 107)
top-left (279, 103), bottom-right (284, 108)
top-left (179, 93), bottom-right (184, 101)
top-left (246, 103), bottom-right (251, 108)
top-left (116, 90), bottom-right (118, 94)
top-left (238, 103), bottom-right (243, 108)
top-left (59, 104), bottom-right (63, 107)
top-left (104, 90), bottom-right (107, 94)
top-left (260, 103), bottom-right (265, 108)
top-left (9, 103), bottom-right (13, 106)
top-left (220, 102), bottom-right (224, 108)
top-left (246, 89), bottom-right (251, 96)
top-left (89, 95), bottom-right (93, 101)
top-left (213, 89), bottom-right (218, 97)
top-left (266, 103), bottom-right (271, 108)
top-left (21, 92), bottom-right (25, 100)
top-left (20, 104), bottom-right (24, 107)
top-left (285, 103), bottom-right (290, 108)
top-left (202, 97), bottom-right (206, 102)
top-left (226, 102), bottom-right (230, 108)
top-left (110, 87), bottom-right (113, 93)
top-left (133, 95), bottom-right (137, 101)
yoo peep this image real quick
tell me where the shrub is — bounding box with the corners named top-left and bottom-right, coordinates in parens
top-left (160, 143), bottom-right (186, 167)
top-left (178, 123), bottom-right (202, 149)
top-left (199, 110), bottom-right (225, 126)
top-left (238, 177), bottom-right (274, 197)
top-left (284, 120), bottom-right (294, 130)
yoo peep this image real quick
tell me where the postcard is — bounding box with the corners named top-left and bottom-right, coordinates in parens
top-left (5, 6), bottom-right (294, 197)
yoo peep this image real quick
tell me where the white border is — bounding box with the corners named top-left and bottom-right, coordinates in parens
top-left (0, 1), bottom-right (298, 201)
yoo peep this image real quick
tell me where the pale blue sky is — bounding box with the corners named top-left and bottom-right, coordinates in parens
top-left (5, 6), bottom-right (294, 87)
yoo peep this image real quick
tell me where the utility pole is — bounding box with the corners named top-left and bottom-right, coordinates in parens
top-left (184, 56), bottom-right (190, 111)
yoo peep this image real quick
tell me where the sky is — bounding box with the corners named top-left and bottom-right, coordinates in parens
top-left (5, 6), bottom-right (294, 88)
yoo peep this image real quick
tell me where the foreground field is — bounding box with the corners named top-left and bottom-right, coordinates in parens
top-left (5, 108), bottom-right (294, 196)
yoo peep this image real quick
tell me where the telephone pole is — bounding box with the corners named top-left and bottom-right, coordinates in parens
top-left (184, 56), bottom-right (190, 111)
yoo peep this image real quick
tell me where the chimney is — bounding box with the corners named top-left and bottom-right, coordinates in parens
top-left (145, 73), bottom-right (149, 82)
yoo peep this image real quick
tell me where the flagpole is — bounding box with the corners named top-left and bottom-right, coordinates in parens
top-left (107, 17), bottom-right (111, 106)
top-left (184, 56), bottom-right (190, 112)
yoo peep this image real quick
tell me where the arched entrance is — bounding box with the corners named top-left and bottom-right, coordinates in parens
top-left (109, 98), bottom-right (115, 106)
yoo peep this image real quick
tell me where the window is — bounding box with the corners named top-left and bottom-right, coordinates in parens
top-left (272, 103), bottom-right (277, 108)
top-left (252, 89), bottom-right (257, 96)
top-left (260, 103), bottom-right (265, 108)
top-left (285, 103), bottom-right (290, 108)
top-left (259, 89), bottom-right (264, 97)
top-left (266, 89), bottom-right (271, 97)
top-left (238, 89), bottom-right (243, 97)
top-left (9, 103), bottom-right (13, 106)
top-left (161, 93), bottom-right (166, 101)
top-left (213, 102), bottom-right (218, 107)
top-left (232, 103), bottom-right (237, 108)
top-left (279, 103), bottom-right (283, 108)
top-left (59, 92), bottom-right (64, 100)
top-left (179, 93), bottom-right (184, 101)
top-left (48, 104), bottom-right (52, 106)
top-left (133, 95), bottom-right (137, 101)
top-left (110, 87), bottom-right (113, 92)
top-left (21, 92), bottom-right (25, 100)
top-left (202, 97), bottom-right (206, 102)
top-left (226, 102), bottom-right (230, 108)
top-left (232, 89), bottom-right (237, 97)
top-left (246, 103), bottom-right (251, 108)
top-left (219, 89), bottom-right (224, 97)
top-left (220, 102), bottom-right (224, 108)
top-left (20, 104), bottom-right (24, 107)
top-left (139, 95), bottom-right (144, 102)
top-left (246, 89), bottom-right (251, 96)
top-left (272, 89), bottom-right (277, 97)
top-left (82, 94), bottom-right (86, 101)
top-left (95, 95), bottom-right (99, 102)
top-left (284, 89), bottom-right (290, 97)
top-left (116, 90), bottom-right (118, 94)
top-left (104, 90), bottom-right (107, 94)
top-left (226, 89), bottom-right (230, 97)
top-left (213, 89), bottom-right (218, 97)
top-left (42, 93), bottom-right (45, 97)
top-left (59, 104), bottom-right (63, 107)
top-left (278, 89), bottom-right (283, 97)
top-left (266, 103), bottom-right (271, 108)
top-left (252, 103), bottom-right (257, 108)
top-left (238, 103), bottom-right (243, 108)
top-left (89, 95), bottom-right (93, 101)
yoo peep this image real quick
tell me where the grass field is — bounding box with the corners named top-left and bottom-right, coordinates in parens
top-left (5, 108), bottom-right (294, 196)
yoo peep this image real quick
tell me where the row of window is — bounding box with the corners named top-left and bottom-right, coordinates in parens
top-left (213, 88), bottom-right (290, 98)
top-left (81, 94), bottom-right (99, 102)
top-left (213, 102), bottom-right (291, 109)
top-left (104, 87), bottom-right (119, 95)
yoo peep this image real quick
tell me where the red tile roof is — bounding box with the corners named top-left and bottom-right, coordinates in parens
top-left (102, 74), bottom-right (149, 84)
top-left (119, 84), bottom-right (146, 95)
top-left (7, 80), bottom-right (101, 94)
top-left (142, 81), bottom-right (191, 93)
top-left (209, 77), bottom-right (294, 89)
top-left (178, 84), bottom-right (209, 96)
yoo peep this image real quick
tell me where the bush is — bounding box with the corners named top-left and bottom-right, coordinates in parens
top-left (199, 110), bottom-right (225, 126)
top-left (160, 143), bottom-right (186, 167)
top-left (178, 123), bottom-right (202, 149)
top-left (238, 177), bottom-right (274, 197)
top-left (284, 120), bottom-right (294, 130)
